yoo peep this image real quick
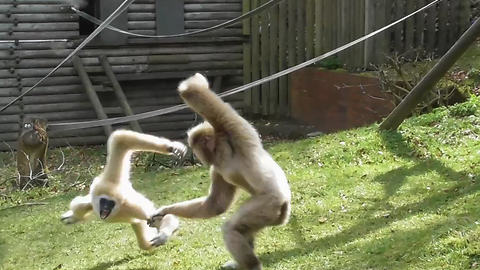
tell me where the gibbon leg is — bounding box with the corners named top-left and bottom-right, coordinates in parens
top-left (131, 220), bottom-right (158, 250)
top-left (150, 214), bottom-right (180, 247)
top-left (132, 214), bottom-right (180, 250)
top-left (61, 195), bottom-right (93, 224)
top-left (222, 195), bottom-right (286, 270)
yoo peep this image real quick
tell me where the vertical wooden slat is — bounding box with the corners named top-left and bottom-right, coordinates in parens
top-left (425, 0), bottom-right (437, 54)
top-left (364, 0), bottom-right (375, 67)
top-left (243, 0), bottom-right (252, 114)
top-left (278, 0), bottom-right (288, 116)
top-left (447, 0), bottom-right (460, 47)
top-left (269, 3), bottom-right (279, 115)
top-left (251, 0), bottom-right (261, 114)
top-left (394, 0), bottom-right (405, 54)
top-left (459, 0), bottom-right (472, 33)
top-left (415, 0), bottom-right (426, 50)
top-left (296, 0), bottom-right (305, 63)
top-left (287, 0), bottom-right (296, 68)
top-left (405, 0), bottom-right (415, 55)
top-left (355, 0), bottom-right (365, 68)
top-left (323, 0), bottom-right (335, 52)
top-left (375, 0), bottom-right (389, 64)
top-left (260, 0), bottom-right (270, 116)
top-left (287, 0), bottom-right (296, 117)
top-left (339, 0), bottom-right (348, 65)
top-left (437, 0), bottom-right (448, 54)
top-left (305, 0), bottom-right (315, 60)
top-left (314, 0), bottom-right (323, 56)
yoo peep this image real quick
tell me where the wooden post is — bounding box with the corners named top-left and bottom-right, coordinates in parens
top-left (72, 56), bottom-right (112, 136)
top-left (380, 18), bottom-right (480, 131)
top-left (99, 55), bottom-right (142, 133)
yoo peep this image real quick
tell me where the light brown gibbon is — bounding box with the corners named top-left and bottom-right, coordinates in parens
top-left (149, 74), bottom-right (291, 269)
top-left (61, 130), bottom-right (186, 250)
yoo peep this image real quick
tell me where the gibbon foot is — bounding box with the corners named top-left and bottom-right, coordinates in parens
top-left (221, 261), bottom-right (239, 270)
top-left (220, 261), bottom-right (262, 270)
top-left (150, 232), bottom-right (169, 247)
top-left (60, 210), bottom-right (78, 225)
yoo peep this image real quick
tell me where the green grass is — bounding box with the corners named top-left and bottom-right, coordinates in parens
top-left (1, 98), bottom-right (480, 270)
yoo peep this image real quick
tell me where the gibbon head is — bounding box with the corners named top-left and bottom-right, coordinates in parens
top-left (187, 122), bottom-right (215, 165)
top-left (93, 195), bottom-right (118, 220)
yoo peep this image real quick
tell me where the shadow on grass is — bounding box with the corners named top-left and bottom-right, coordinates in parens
top-left (86, 254), bottom-right (155, 270)
top-left (0, 237), bottom-right (6, 266)
top-left (260, 130), bottom-right (478, 269)
top-left (377, 130), bottom-right (469, 198)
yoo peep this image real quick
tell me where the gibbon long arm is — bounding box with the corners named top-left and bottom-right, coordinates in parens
top-left (151, 171), bottom-right (237, 220)
top-left (103, 130), bottom-right (185, 184)
top-left (177, 73), bottom-right (260, 147)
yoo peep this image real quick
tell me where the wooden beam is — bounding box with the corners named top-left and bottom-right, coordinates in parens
top-left (380, 18), bottom-right (480, 131)
top-left (99, 55), bottom-right (142, 133)
top-left (72, 56), bottom-right (112, 136)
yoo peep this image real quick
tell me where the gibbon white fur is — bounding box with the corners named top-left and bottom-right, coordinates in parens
top-left (149, 74), bottom-right (291, 269)
top-left (61, 130), bottom-right (186, 250)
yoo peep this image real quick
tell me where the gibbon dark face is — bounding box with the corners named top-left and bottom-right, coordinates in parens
top-left (99, 198), bottom-right (115, 220)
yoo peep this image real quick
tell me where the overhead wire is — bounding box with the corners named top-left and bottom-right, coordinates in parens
top-left (71, 0), bottom-right (283, 38)
top-left (48, 0), bottom-right (443, 132)
top-left (0, 0), bottom-right (136, 113)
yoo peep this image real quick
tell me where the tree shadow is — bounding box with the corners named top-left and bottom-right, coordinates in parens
top-left (261, 173), bottom-right (479, 268)
top-left (260, 130), bottom-right (478, 268)
top-left (377, 130), bottom-right (469, 198)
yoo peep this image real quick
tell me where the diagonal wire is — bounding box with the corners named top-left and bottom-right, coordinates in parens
top-left (48, 0), bottom-right (442, 132)
top-left (71, 0), bottom-right (283, 38)
top-left (0, 0), bottom-right (136, 113)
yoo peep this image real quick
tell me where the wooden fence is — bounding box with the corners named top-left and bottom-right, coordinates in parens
top-left (0, 0), bottom-right (245, 151)
top-left (243, 0), bottom-right (473, 117)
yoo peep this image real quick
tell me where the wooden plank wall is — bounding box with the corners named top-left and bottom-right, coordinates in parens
top-left (0, 0), bottom-right (244, 151)
top-left (243, 0), bottom-right (472, 117)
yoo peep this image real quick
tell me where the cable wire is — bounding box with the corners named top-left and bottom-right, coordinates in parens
top-left (0, 0), bottom-right (135, 113)
top-left (71, 0), bottom-right (283, 39)
top-left (48, 0), bottom-right (442, 132)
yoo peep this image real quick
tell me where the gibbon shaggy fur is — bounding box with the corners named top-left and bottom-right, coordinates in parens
top-left (149, 74), bottom-right (291, 269)
top-left (61, 130), bottom-right (186, 250)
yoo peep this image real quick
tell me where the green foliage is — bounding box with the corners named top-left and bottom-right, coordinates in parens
top-left (448, 96), bottom-right (480, 118)
top-left (1, 98), bottom-right (480, 269)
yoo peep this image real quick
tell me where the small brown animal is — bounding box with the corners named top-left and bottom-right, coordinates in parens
top-left (149, 74), bottom-right (291, 270)
top-left (16, 117), bottom-right (49, 188)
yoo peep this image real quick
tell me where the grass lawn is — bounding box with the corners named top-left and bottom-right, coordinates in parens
top-left (0, 96), bottom-right (479, 270)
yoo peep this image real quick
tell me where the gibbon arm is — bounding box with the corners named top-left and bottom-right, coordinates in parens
top-left (151, 171), bottom-right (236, 220)
top-left (61, 194), bottom-right (93, 224)
top-left (122, 199), bottom-right (153, 221)
top-left (104, 130), bottom-right (186, 183)
top-left (178, 74), bottom-right (258, 140)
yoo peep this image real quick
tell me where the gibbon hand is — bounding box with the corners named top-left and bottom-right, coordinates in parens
top-left (148, 206), bottom-right (168, 228)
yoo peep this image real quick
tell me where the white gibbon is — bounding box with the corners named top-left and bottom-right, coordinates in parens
top-left (149, 74), bottom-right (291, 269)
top-left (61, 130), bottom-right (187, 250)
